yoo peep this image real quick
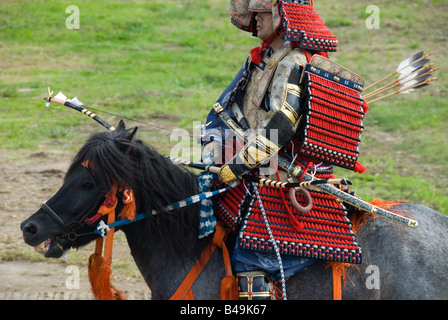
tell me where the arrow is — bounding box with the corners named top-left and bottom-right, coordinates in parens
top-left (363, 51), bottom-right (433, 92)
top-left (364, 65), bottom-right (438, 100)
top-left (366, 77), bottom-right (437, 104)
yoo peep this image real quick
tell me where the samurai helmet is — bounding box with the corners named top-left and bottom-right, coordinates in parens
top-left (248, 0), bottom-right (272, 12)
top-left (229, 0), bottom-right (338, 52)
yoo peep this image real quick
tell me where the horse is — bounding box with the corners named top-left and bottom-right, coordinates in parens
top-left (21, 121), bottom-right (448, 299)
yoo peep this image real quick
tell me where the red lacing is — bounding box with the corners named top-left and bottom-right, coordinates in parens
top-left (282, 3), bottom-right (338, 41)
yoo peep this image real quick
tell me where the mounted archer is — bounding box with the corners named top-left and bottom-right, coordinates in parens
top-left (22, 0), bottom-right (440, 301)
top-left (200, 0), bottom-right (435, 300)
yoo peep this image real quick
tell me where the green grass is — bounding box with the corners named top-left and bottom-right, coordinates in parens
top-left (0, 0), bottom-right (256, 149)
top-left (1, 0), bottom-right (447, 213)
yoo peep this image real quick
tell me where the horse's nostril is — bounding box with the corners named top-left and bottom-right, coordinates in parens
top-left (25, 223), bottom-right (37, 234)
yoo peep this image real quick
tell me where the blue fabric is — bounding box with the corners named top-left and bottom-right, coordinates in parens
top-left (232, 246), bottom-right (316, 281)
top-left (197, 153), bottom-right (217, 239)
top-left (203, 59), bottom-right (250, 146)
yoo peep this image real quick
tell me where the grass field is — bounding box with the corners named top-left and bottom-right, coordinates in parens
top-left (1, 0), bottom-right (447, 214)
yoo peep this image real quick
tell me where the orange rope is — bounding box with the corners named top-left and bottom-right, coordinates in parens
top-left (170, 223), bottom-right (237, 300)
top-left (88, 185), bottom-right (125, 300)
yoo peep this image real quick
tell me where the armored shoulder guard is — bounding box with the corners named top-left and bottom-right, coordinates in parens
top-left (296, 55), bottom-right (369, 173)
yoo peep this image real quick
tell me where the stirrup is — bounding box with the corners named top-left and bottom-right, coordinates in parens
top-left (236, 271), bottom-right (276, 300)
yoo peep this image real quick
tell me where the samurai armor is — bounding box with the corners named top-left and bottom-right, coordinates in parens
top-left (296, 55), bottom-right (369, 172)
top-left (214, 161), bottom-right (363, 265)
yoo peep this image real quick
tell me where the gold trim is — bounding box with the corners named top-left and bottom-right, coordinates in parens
top-left (219, 165), bottom-right (237, 183)
top-left (236, 272), bottom-right (275, 300)
top-left (242, 135), bottom-right (280, 167)
top-left (292, 165), bottom-right (302, 177)
top-left (238, 292), bottom-right (273, 298)
top-left (280, 102), bottom-right (300, 126)
top-left (226, 119), bottom-right (245, 139)
top-left (213, 102), bottom-right (224, 114)
top-left (309, 54), bottom-right (365, 86)
top-left (287, 83), bottom-right (302, 97)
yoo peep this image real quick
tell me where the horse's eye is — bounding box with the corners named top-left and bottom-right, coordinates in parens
top-left (83, 182), bottom-right (95, 189)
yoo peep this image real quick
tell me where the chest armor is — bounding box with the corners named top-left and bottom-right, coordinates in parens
top-left (238, 45), bottom-right (294, 129)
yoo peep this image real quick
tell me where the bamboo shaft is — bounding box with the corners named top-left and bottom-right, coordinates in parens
top-left (366, 77), bottom-right (437, 104)
top-left (364, 66), bottom-right (437, 100)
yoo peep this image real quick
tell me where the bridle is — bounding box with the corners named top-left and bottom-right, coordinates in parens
top-left (41, 191), bottom-right (106, 241)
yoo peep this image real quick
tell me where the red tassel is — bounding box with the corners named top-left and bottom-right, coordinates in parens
top-left (362, 101), bottom-right (369, 113)
top-left (250, 47), bottom-right (263, 64)
top-left (88, 192), bottom-right (126, 301)
top-left (88, 253), bottom-right (125, 300)
top-left (354, 161), bottom-right (366, 173)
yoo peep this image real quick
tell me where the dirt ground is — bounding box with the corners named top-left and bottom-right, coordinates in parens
top-left (0, 148), bottom-right (151, 300)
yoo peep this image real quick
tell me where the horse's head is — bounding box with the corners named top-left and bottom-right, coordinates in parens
top-left (20, 121), bottom-right (138, 258)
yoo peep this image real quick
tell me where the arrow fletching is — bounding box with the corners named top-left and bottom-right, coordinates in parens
top-left (398, 58), bottom-right (430, 77)
top-left (367, 77), bottom-right (437, 104)
top-left (68, 97), bottom-right (84, 107)
top-left (53, 91), bottom-right (67, 101)
top-left (396, 51), bottom-right (423, 73)
top-left (400, 78), bottom-right (431, 94)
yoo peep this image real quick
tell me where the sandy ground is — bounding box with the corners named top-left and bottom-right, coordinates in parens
top-left (0, 148), bottom-right (151, 300)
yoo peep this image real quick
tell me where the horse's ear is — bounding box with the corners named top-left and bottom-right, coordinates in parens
top-left (116, 120), bottom-right (126, 131)
top-left (124, 126), bottom-right (138, 157)
top-left (127, 126), bottom-right (138, 142)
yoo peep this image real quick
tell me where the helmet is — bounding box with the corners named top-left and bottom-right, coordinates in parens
top-left (229, 0), bottom-right (337, 52)
top-left (247, 0), bottom-right (272, 12)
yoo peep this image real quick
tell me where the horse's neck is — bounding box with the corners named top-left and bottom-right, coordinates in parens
top-left (122, 158), bottom-right (219, 298)
top-left (122, 211), bottom-right (210, 299)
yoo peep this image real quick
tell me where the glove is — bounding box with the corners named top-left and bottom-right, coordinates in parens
top-left (219, 134), bottom-right (278, 185)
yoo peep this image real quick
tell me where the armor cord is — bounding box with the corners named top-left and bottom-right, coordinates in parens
top-left (253, 182), bottom-right (287, 300)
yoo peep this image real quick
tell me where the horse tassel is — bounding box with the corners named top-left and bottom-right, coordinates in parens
top-left (88, 185), bottom-right (127, 300)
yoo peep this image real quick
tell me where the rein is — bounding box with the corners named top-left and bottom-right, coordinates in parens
top-left (92, 183), bottom-right (236, 237)
top-left (84, 177), bottom-right (237, 300)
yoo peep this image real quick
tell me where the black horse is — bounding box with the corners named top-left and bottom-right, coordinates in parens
top-left (21, 122), bottom-right (448, 299)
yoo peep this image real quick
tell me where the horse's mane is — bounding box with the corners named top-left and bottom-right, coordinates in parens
top-left (65, 121), bottom-right (201, 255)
